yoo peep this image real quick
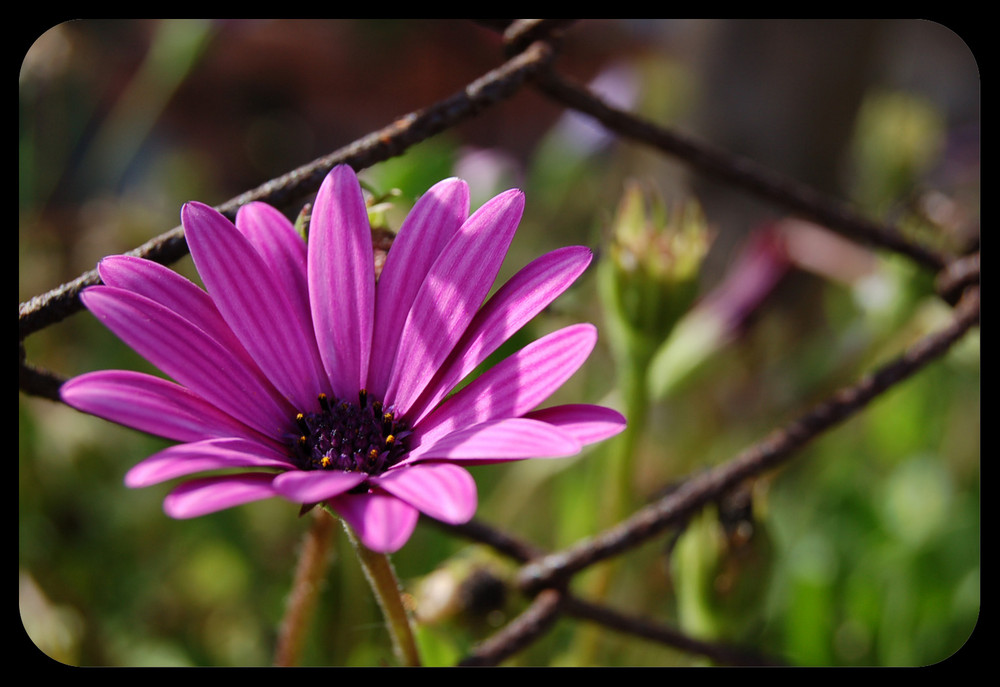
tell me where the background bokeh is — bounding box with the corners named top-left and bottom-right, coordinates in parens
top-left (20, 19), bottom-right (979, 666)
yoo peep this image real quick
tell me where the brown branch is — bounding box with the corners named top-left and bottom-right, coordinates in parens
top-left (18, 342), bottom-right (64, 402)
top-left (458, 588), bottom-right (564, 666)
top-left (936, 251), bottom-right (980, 305)
top-left (519, 286), bottom-right (980, 592)
top-left (431, 518), bottom-right (544, 564)
top-left (562, 595), bottom-right (783, 666)
top-left (532, 66), bottom-right (951, 273)
top-left (17, 39), bottom-right (556, 345)
top-left (501, 19), bottom-right (575, 56)
top-left (434, 520), bottom-right (783, 665)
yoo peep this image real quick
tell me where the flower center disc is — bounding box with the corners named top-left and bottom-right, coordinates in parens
top-left (292, 390), bottom-right (410, 474)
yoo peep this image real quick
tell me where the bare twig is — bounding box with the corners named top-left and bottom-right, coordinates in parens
top-left (431, 518), bottom-right (544, 564)
top-left (532, 67), bottom-right (952, 273)
top-left (936, 251), bottom-right (980, 305)
top-left (501, 19), bottom-right (575, 56)
top-left (458, 589), bottom-right (564, 666)
top-left (562, 595), bottom-right (783, 666)
top-left (434, 516), bottom-right (784, 665)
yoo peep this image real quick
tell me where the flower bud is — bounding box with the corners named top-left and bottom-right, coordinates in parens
top-left (598, 182), bottom-right (711, 373)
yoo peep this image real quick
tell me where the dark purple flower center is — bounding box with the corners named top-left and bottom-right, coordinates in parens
top-left (291, 390), bottom-right (411, 474)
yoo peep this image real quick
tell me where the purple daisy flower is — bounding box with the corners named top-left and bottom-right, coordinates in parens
top-left (60, 165), bottom-right (625, 553)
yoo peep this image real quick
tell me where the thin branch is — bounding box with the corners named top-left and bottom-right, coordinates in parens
top-left (519, 286), bottom-right (980, 592)
top-left (501, 19), bottom-right (575, 56)
top-left (430, 518), bottom-right (544, 564)
top-left (18, 342), bottom-right (64, 402)
top-left (435, 519), bottom-right (783, 665)
top-left (532, 66), bottom-right (951, 273)
top-left (936, 251), bottom-right (980, 305)
top-left (562, 595), bottom-right (783, 666)
top-left (458, 589), bottom-right (564, 666)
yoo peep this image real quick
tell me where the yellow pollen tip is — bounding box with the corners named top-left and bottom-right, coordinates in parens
top-left (320, 456), bottom-right (332, 468)
top-left (385, 435), bottom-right (395, 445)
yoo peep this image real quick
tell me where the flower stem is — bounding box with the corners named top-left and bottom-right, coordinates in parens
top-left (274, 508), bottom-right (337, 666)
top-left (339, 516), bottom-right (422, 667)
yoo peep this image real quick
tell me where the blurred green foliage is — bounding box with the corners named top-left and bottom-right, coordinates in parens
top-left (20, 20), bottom-right (978, 667)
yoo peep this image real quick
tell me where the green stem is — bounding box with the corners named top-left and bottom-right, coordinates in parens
top-left (338, 513), bottom-right (422, 667)
top-left (574, 349), bottom-right (650, 664)
top-left (607, 349), bottom-right (652, 520)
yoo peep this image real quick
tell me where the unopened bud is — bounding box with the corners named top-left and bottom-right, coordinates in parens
top-left (599, 182), bottom-right (711, 370)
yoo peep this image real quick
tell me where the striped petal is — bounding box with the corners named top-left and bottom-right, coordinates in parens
top-left (524, 404), bottom-right (627, 446)
top-left (308, 165), bottom-right (375, 400)
top-left (331, 491), bottom-right (419, 554)
top-left (163, 473), bottom-right (280, 519)
top-left (183, 201), bottom-right (328, 412)
top-left (97, 255), bottom-right (250, 359)
top-left (81, 286), bottom-right (294, 437)
top-left (125, 438), bottom-right (294, 487)
top-left (408, 245), bottom-right (593, 423)
top-left (271, 469), bottom-right (368, 504)
top-left (235, 202), bottom-right (314, 362)
top-left (384, 189), bottom-right (524, 415)
top-left (368, 178), bottom-right (469, 397)
top-left (372, 463), bottom-right (476, 524)
top-left (414, 323), bottom-right (597, 447)
top-left (234, 201), bottom-right (309, 302)
top-left (59, 370), bottom-right (268, 444)
top-left (406, 417), bottom-right (580, 465)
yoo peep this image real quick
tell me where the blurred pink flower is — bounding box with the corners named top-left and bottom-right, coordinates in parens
top-left (61, 165), bottom-right (624, 553)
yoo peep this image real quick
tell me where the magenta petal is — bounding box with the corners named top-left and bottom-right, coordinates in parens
top-left (80, 286), bottom-right (294, 436)
top-left (235, 202), bottom-right (317, 380)
top-left (60, 370), bottom-right (268, 444)
top-left (368, 178), bottom-right (470, 397)
top-left (163, 473), bottom-right (279, 518)
top-left (415, 323), bottom-right (598, 447)
top-left (271, 469), bottom-right (367, 504)
top-left (234, 202), bottom-right (309, 301)
top-left (183, 202), bottom-right (328, 412)
top-left (372, 463), bottom-right (476, 524)
top-left (331, 491), bottom-right (419, 553)
top-left (407, 417), bottom-right (580, 465)
top-left (97, 255), bottom-right (251, 359)
top-left (525, 404), bottom-right (627, 445)
top-left (408, 245), bottom-right (593, 422)
top-left (385, 189), bottom-right (525, 415)
top-left (309, 165), bottom-right (375, 400)
top-left (125, 438), bottom-right (294, 487)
